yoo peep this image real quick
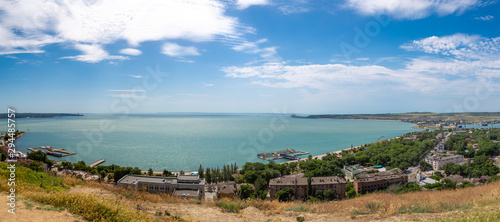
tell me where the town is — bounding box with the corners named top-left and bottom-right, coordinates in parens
top-left (2, 127), bottom-right (499, 203)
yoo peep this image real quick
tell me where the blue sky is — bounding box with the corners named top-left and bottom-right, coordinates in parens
top-left (1, 0), bottom-right (499, 114)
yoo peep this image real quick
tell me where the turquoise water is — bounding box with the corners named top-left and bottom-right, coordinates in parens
top-left (7, 114), bottom-right (425, 171)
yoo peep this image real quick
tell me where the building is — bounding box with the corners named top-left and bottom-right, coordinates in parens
top-left (216, 183), bottom-right (254, 199)
top-left (269, 176), bottom-right (346, 200)
top-left (117, 174), bottom-right (205, 199)
top-left (217, 183), bottom-right (238, 199)
top-left (424, 154), bottom-right (464, 170)
top-left (342, 164), bottom-right (364, 180)
top-left (354, 170), bottom-right (407, 194)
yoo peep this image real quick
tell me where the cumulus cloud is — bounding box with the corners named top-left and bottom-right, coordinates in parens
top-left (474, 15), bottom-right (494, 21)
top-left (400, 33), bottom-right (500, 60)
top-left (120, 48), bottom-right (142, 56)
top-left (62, 44), bottom-right (128, 63)
top-left (229, 38), bottom-right (280, 61)
top-left (0, 0), bottom-right (242, 62)
top-left (236, 0), bottom-right (270, 10)
top-left (223, 33), bottom-right (500, 95)
top-left (346, 0), bottom-right (480, 19)
top-left (161, 43), bottom-right (200, 57)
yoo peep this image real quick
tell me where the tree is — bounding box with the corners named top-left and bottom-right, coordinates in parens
top-left (163, 169), bottom-right (171, 177)
top-left (347, 189), bottom-right (356, 198)
top-left (276, 187), bottom-right (294, 202)
top-left (205, 168), bottom-right (211, 184)
top-left (307, 175), bottom-right (313, 197)
top-left (239, 184), bottom-right (253, 199)
top-left (1, 152), bottom-right (6, 161)
top-left (254, 176), bottom-right (267, 193)
top-left (27, 150), bottom-right (47, 162)
top-left (180, 170), bottom-right (185, 175)
top-left (419, 160), bottom-right (432, 172)
top-left (198, 164), bottom-right (204, 178)
top-left (147, 168), bottom-right (154, 176)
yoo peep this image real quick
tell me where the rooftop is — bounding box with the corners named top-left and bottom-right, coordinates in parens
top-left (356, 170), bottom-right (404, 183)
top-left (117, 175), bottom-right (176, 185)
top-left (270, 176), bottom-right (346, 186)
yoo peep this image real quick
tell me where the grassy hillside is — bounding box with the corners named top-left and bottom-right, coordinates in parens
top-left (1, 162), bottom-right (500, 221)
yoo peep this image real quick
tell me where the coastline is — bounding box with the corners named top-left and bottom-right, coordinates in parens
top-left (279, 135), bottom-right (402, 164)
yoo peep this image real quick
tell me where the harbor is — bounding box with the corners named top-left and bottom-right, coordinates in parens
top-left (258, 148), bottom-right (309, 161)
top-left (27, 146), bottom-right (76, 157)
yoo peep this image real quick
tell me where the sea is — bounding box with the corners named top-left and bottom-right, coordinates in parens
top-left (6, 114), bottom-right (498, 171)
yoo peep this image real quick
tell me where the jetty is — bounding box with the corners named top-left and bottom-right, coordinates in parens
top-left (27, 146), bottom-right (76, 157)
top-left (258, 148), bottom-right (309, 161)
top-left (89, 159), bottom-right (106, 168)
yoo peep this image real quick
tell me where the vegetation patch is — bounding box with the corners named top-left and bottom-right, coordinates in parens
top-left (395, 204), bottom-right (434, 215)
top-left (216, 201), bottom-right (248, 213)
top-left (285, 205), bottom-right (311, 212)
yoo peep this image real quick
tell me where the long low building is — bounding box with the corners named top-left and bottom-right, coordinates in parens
top-left (354, 170), bottom-right (407, 194)
top-left (117, 174), bottom-right (205, 199)
top-left (269, 176), bottom-right (346, 200)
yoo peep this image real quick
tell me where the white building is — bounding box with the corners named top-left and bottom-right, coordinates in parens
top-left (425, 154), bottom-right (464, 170)
top-left (117, 174), bottom-right (205, 199)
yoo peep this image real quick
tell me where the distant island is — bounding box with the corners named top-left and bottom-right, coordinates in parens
top-left (0, 113), bottom-right (83, 119)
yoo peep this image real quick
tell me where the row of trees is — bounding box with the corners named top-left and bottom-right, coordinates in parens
top-left (203, 163), bottom-right (238, 184)
top-left (442, 155), bottom-right (499, 178)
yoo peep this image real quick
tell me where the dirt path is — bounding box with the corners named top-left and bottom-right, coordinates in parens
top-left (0, 193), bottom-right (85, 222)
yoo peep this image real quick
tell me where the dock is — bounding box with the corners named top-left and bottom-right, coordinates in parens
top-left (89, 159), bottom-right (106, 168)
top-left (27, 146), bottom-right (76, 157)
top-left (258, 148), bottom-right (309, 161)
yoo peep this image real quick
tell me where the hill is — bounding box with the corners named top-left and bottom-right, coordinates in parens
top-left (1, 162), bottom-right (500, 221)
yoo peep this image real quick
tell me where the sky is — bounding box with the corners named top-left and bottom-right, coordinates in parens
top-left (1, 0), bottom-right (499, 114)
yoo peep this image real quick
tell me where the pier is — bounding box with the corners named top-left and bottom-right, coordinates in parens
top-left (258, 148), bottom-right (309, 161)
top-left (89, 159), bottom-right (106, 168)
top-left (27, 146), bottom-right (76, 157)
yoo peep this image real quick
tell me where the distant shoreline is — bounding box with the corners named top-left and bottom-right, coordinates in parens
top-left (0, 113), bottom-right (83, 119)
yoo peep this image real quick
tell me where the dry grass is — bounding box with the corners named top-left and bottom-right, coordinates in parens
top-left (2, 161), bottom-right (500, 221)
top-left (237, 180), bottom-right (500, 219)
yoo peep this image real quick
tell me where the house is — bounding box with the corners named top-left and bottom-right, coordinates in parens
top-left (473, 143), bottom-right (479, 149)
top-left (117, 174), bottom-right (205, 199)
top-left (446, 175), bottom-right (464, 184)
top-left (472, 176), bottom-right (491, 184)
top-left (342, 164), bottom-right (364, 180)
top-left (216, 183), bottom-right (255, 199)
top-left (419, 177), bottom-right (437, 187)
top-left (269, 176), bottom-right (346, 200)
top-left (354, 170), bottom-right (407, 194)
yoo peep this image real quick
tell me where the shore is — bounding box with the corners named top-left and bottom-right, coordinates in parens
top-left (279, 136), bottom-right (401, 164)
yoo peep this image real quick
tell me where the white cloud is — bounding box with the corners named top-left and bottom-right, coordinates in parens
top-left (161, 43), bottom-right (200, 57)
top-left (277, 0), bottom-right (310, 14)
top-left (474, 15), bottom-right (494, 21)
top-left (236, 0), bottom-right (270, 10)
top-left (400, 33), bottom-right (500, 60)
top-left (230, 38), bottom-right (279, 61)
top-left (223, 33), bottom-right (500, 95)
top-left (203, 83), bottom-right (215, 87)
top-left (108, 89), bottom-right (146, 92)
top-left (0, 0), bottom-right (242, 60)
top-left (109, 94), bottom-right (146, 98)
top-left (120, 48), bottom-right (142, 56)
top-left (62, 44), bottom-right (128, 63)
top-left (346, 0), bottom-right (479, 19)
top-left (128, 75), bottom-right (144, 78)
